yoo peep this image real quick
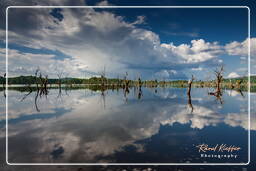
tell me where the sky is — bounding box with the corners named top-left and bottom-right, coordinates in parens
top-left (0, 0), bottom-right (255, 80)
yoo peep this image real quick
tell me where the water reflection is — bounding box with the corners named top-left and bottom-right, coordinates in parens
top-left (0, 87), bottom-right (252, 163)
top-left (187, 90), bottom-right (194, 114)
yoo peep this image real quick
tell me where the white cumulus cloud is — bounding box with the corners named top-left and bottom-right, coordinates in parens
top-left (227, 72), bottom-right (240, 78)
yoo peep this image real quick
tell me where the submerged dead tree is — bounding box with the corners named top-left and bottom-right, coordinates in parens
top-left (117, 74), bottom-right (121, 88)
top-left (214, 66), bottom-right (224, 95)
top-left (236, 80), bottom-right (243, 89)
top-left (0, 73), bottom-right (6, 89)
top-left (3, 73), bottom-right (6, 88)
top-left (1, 73), bottom-right (6, 98)
top-left (123, 72), bottom-right (130, 102)
top-left (22, 68), bottom-right (50, 112)
top-left (229, 79), bottom-right (235, 89)
top-left (187, 75), bottom-right (195, 96)
top-left (57, 72), bottom-right (63, 89)
top-left (208, 66), bottom-right (224, 104)
top-left (35, 67), bottom-right (40, 90)
top-left (100, 66), bottom-right (106, 88)
top-left (138, 77), bottom-right (143, 88)
top-left (208, 65), bottom-right (224, 97)
top-left (56, 68), bottom-right (63, 98)
top-left (154, 79), bottom-right (158, 93)
top-left (187, 75), bottom-right (195, 113)
top-left (34, 67), bottom-right (48, 93)
top-left (138, 77), bottom-right (143, 99)
top-left (123, 72), bottom-right (130, 93)
top-left (39, 74), bottom-right (48, 96)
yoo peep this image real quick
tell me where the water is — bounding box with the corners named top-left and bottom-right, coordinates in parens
top-left (0, 87), bottom-right (253, 164)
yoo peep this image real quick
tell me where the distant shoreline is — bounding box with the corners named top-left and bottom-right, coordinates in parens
top-left (0, 75), bottom-right (255, 84)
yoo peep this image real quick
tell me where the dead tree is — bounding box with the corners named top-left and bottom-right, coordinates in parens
top-left (123, 72), bottom-right (130, 93)
top-left (1, 73), bottom-right (6, 98)
top-left (154, 79), bottom-right (158, 93)
top-left (137, 77), bottom-right (143, 99)
top-left (20, 69), bottom-right (49, 112)
top-left (35, 67), bottom-right (40, 90)
top-left (229, 79), bottom-right (235, 89)
top-left (187, 75), bottom-right (195, 113)
top-left (43, 75), bottom-right (48, 93)
top-left (116, 74), bottom-right (120, 88)
top-left (154, 79), bottom-right (158, 87)
top-left (138, 77), bottom-right (142, 89)
top-left (57, 73), bottom-right (63, 88)
top-left (138, 88), bottom-right (142, 99)
top-left (236, 80), bottom-right (243, 89)
top-left (54, 67), bottom-right (63, 98)
top-left (214, 66), bottom-right (224, 95)
top-left (57, 72), bottom-right (63, 90)
top-left (187, 75), bottom-right (195, 96)
top-left (100, 66), bottom-right (106, 88)
top-left (37, 73), bottom-right (48, 97)
top-left (123, 72), bottom-right (130, 102)
top-left (208, 66), bottom-right (224, 104)
top-left (162, 79), bottom-right (166, 87)
top-left (1, 73), bottom-right (6, 88)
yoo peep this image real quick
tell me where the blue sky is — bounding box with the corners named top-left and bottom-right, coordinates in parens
top-left (0, 0), bottom-right (255, 80)
top-left (106, 8), bottom-right (249, 43)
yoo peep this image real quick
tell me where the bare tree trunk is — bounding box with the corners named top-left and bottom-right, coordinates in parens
top-left (137, 77), bottom-right (143, 99)
top-left (214, 66), bottom-right (224, 95)
top-left (43, 75), bottom-right (48, 95)
top-left (187, 75), bottom-right (195, 96)
top-left (208, 66), bottom-right (224, 104)
top-left (216, 77), bottom-right (221, 94)
top-left (3, 73), bottom-right (6, 89)
top-left (123, 72), bottom-right (130, 101)
top-left (236, 80), bottom-right (242, 89)
top-left (35, 68), bottom-right (40, 90)
top-left (125, 80), bottom-right (130, 93)
top-left (3, 73), bottom-right (6, 98)
top-left (100, 66), bottom-right (106, 88)
top-left (138, 77), bottom-right (142, 89)
top-left (57, 73), bottom-right (63, 90)
top-left (123, 72), bottom-right (130, 91)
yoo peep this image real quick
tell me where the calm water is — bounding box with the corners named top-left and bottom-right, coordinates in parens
top-left (0, 87), bottom-right (253, 164)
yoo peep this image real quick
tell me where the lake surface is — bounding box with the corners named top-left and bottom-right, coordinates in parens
top-left (0, 87), bottom-right (253, 164)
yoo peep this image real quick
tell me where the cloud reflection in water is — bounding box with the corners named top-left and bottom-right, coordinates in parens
top-left (0, 87), bottom-right (253, 163)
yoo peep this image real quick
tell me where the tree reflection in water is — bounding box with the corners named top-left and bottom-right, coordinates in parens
top-left (2, 84), bottom-right (248, 114)
top-left (1, 85), bottom-right (252, 164)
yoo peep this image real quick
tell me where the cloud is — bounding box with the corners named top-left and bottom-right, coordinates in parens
top-left (160, 39), bottom-right (223, 63)
top-left (1, 8), bottom-right (190, 78)
top-left (225, 38), bottom-right (256, 71)
top-left (1, 47), bottom-right (89, 77)
top-left (227, 72), bottom-right (240, 78)
top-left (0, 7), bottom-right (255, 78)
top-left (225, 38), bottom-right (256, 57)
